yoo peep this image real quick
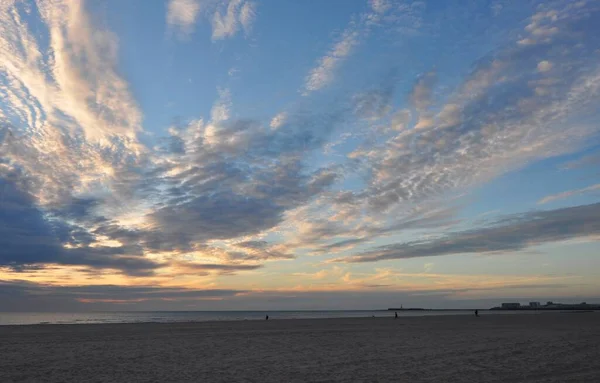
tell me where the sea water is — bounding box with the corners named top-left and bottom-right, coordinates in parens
top-left (0, 309), bottom-right (542, 325)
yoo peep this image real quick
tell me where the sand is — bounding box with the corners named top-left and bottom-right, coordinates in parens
top-left (1, 312), bottom-right (599, 382)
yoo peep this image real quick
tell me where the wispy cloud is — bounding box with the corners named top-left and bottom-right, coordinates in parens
top-left (339, 202), bottom-right (600, 263)
top-left (369, 0), bottom-right (391, 15)
top-left (167, 0), bottom-right (257, 41)
top-left (560, 153), bottom-right (600, 170)
top-left (211, 0), bottom-right (256, 40)
top-left (303, 28), bottom-right (361, 94)
top-left (538, 184), bottom-right (600, 205)
top-left (302, 0), bottom-right (425, 95)
top-left (269, 112), bottom-right (288, 129)
top-left (238, 1), bottom-right (256, 34)
top-left (0, 0), bottom-right (143, 208)
top-left (341, 2), bottom-right (600, 216)
top-left (167, 0), bottom-right (202, 37)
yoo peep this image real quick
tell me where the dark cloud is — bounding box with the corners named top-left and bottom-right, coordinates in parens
top-left (235, 241), bottom-right (268, 249)
top-left (138, 155), bottom-right (339, 251)
top-left (307, 205), bottom-right (458, 253)
top-left (224, 249), bottom-right (295, 262)
top-left (0, 280), bottom-right (245, 311)
top-left (179, 263), bottom-right (262, 271)
top-left (0, 178), bottom-right (161, 275)
top-left (341, 202), bottom-right (600, 263)
top-left (150, 193), bottom-right (284, 242)
top-left (49, 197), bottom-right (100, 221)
top-left (321, 238), bottom-right (369, 251)
top-left (122, 104), bottom-right (350, 254)
top-left (1, 279), bottom-right (588, 312)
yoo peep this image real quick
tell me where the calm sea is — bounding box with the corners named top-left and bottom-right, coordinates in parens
top-left (0, 310), bottom-right (540, 325)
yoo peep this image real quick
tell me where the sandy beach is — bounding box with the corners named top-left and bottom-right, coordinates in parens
top-left (1, 313), bottom-right (599, 382)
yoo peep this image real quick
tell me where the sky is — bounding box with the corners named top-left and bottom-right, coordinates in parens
top-left (1, 0), bottom-right (600, 311)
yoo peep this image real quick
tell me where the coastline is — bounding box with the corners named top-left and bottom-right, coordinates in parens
top-left (0, 308), bottom-right (551, 326)
top-left (0, 309), bottom-right (595, 328)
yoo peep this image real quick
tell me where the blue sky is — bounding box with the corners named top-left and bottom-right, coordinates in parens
top-left (1, 0), bottom-right (600, 311)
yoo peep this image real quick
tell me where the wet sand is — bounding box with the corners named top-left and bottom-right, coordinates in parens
top-left (1, 312), bottom-right (599, 382)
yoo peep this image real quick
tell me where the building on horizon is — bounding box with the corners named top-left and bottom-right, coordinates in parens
top-left (529, 302), bottom-right (541, 308)
top-left (501, 303), bottom-right (521, 309)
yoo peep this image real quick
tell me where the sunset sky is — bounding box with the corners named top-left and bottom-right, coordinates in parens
top-left (1, 0), bottom-right (600, 311)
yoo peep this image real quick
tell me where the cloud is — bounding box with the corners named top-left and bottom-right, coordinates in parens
top-left (0, 279), bottom-right (246, 310)
top-left (537, 184), bottom-right (600, 205)
top-left (0, 0), bottom-right (143, 210)
top-left (560, 153), bottom-right (600, 170)
top-left (370, 0), bottom-right (391, 14)
top-left (303, 28), bottom-right (361, 94)
top-left (537, 60), bottom-right (553, 72)
top-left (340, 202), bottom-right (600, 263)
top-left (166, 0), bottom-right (256, 41)
top-left (2, 278), bottom-right (584, 311)
top-left (212, 0), bottom-right (247, 39)
top-left (135, 99), bottom-right (347, 253)
top-left (0, 178), bottom-right (161, 275)
top-left (210, 87), bottom-right (232, 122)
top-left (409, 71), bottom-right (436, 112)
top-left (302, 0), bottom-right (424, 95)
top-left (297, 204), bottom-right (459, 256)
top-left (167, 0), bottom-right (201, 36)
top-left (319, 238), bottom-right (371, 253)
top-left (238, 1), bottom-right (256, 34)
top-left (340, 2), bottom-right (600, 215)
top-left (1, 0), bottom-right (142, 143)
top-left (391, 109), bottom-right (412, 131)
top-left (270, 112), bottom-right (288, 129)
top-left (518, 9), bottom-right (560, 46)
top-left (175, 262), bottom-right (263, 275)
top-left (353, 85), bottom-right (395, 120)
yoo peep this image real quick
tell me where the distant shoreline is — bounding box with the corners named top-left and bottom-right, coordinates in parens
top-left (387, 307), bottom-right (600, 311)
top-left (490, 307), bottom-right (600, 311)
top-left (387, 308), bottom-right (481, 311)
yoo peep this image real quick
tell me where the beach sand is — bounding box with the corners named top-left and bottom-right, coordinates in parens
top-left (1, 312), bottom-right (599, 382)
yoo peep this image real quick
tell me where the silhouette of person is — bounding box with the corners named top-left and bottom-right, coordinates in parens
top-left (474, 310), bottom-right (479, 317)
top-left (265, 315), bottom-right (269, 320)
top-left (395, 312), bottom-right (398, 319)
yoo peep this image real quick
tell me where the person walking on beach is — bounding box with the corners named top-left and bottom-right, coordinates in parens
top-left (395, 312), bottom-right (398, 319)
top-left (474, 310), bottom-right (479, 317)
top-left (265, 315), bottom-right (269, 320)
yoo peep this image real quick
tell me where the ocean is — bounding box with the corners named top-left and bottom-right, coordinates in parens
top-left (0, 309), bottom-right (541, 325)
